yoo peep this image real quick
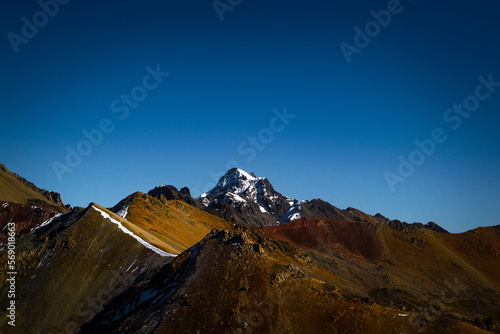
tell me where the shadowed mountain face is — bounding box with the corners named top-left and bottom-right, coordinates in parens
top-left (1, 164), bottom-right (498, 333)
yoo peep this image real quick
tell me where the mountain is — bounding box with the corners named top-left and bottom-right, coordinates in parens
top-left (147, 185), bottom-right (210, 212)
top-left (0, 162), bottom-right (69, 212)
top-left (0, 163), bottom-right (70, 245)
top-left (0, 203), bottom-right (173, 334)
top-left (110, 191), bottom-right (232, 255)
top-left (253, 218), bottom-right (500, 331)
top-left (1, 163), bottom-right (498, 333)
top-left (81, 223), bottom-right (500, 333)
top-left (297, 200), bottom-right (449, 233)
top-left (198, 168), bottom-right (295, 227)
top-left (198, 168), bottom-right (448, 233)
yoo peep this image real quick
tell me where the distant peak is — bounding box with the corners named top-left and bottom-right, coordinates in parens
top-left (204, 168), bottom-right (264, 197)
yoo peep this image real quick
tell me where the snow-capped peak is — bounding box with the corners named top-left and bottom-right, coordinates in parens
top-left (198, 168), bottom-right (302, 225)
top-left (199, 168), bottom-right (275, 212)
top-left (202, 167), bottom-right (265, 199)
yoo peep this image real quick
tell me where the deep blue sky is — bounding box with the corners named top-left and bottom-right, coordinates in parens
top-left (1, 1), bottom-right (500, 233)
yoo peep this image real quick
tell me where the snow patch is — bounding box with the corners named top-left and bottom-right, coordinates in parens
top-left (116, 205), bottom-right (129, 219)
top-left (35, 214), bottom-right (62, 230)
top-left (278, 200), bottom-right (306, 224)
top-left (36, 249), bottom-right (54, 269)
top-left (125, 259), bottom-right (137, 273)
top-left (93, 206), bottom-right (176, 257)
top-left (236, 168), bottom-right (256, 180)
top-left (2, 222), bottom-right (11, 231)
top-left (228, 192), bottom-right (246, 203)
top-left (201, 197), bottom-right (211, 207)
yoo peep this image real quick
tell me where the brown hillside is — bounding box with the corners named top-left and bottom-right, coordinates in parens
top-left (82, 226), bottom-right (498, 333)
top-left (0, 204), bottom-right (171, 334)
top-left (0, 200), bottom-right (56, 245)
top-left (253, 217), bottom-right (384, 260)
top-left (252, 218), bottom-right (500, 332)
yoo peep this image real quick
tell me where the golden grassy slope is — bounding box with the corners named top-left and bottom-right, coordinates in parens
top-left (120, 193), bottom-right (233, 254)
top-left (0, 162), bottom-right (68, 212)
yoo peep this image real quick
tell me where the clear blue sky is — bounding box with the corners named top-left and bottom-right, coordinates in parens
top-left (1, 0), bottom-right (500, 233)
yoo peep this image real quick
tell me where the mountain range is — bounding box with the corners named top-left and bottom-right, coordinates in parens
top-left (0, 162), bottom-right (499, 333)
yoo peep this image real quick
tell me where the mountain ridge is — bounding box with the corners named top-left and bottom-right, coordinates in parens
top-left (1, 162), bottom-right (497, 333)
top-left (198, 167), bottom-right (295, 227)
top-left (195, 167), bottom-right (448, 233)
top-left (0, 163), bottom-right (71, 244)
top-left (0, 162), bottom-right (69, 212)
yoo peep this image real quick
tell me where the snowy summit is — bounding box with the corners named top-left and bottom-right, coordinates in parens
top-left (199, 168), bottom-right (304, 225)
